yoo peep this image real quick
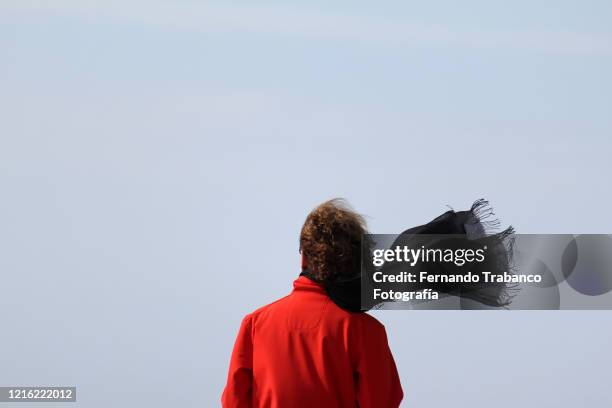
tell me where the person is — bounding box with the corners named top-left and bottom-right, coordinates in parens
top-left (221, 199), bottom-right (403, 407)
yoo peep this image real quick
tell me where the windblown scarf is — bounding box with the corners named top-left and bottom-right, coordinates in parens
top-left (301, 199), bottom-right (515, 312)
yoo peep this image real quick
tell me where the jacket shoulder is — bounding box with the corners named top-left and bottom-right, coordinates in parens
top-left (348, 311), bottom-right (386, 334)
top-left (242, 294), bottom-right (292, 320)
top-left (322, 300), bottom-right (386, 331)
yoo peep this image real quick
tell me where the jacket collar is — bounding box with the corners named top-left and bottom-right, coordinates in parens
top-left (293, 275), bottom-right (326, 294)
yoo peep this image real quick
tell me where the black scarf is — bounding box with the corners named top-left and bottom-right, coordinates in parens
top-left (301, 199), bottom-right (515, 312)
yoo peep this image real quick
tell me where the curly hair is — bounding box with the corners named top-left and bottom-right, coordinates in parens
top-left (299, 198), bottom-right (369, 282)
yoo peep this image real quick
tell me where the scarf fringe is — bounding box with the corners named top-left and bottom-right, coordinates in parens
top-left (467, 199), bottom-right (517, 307)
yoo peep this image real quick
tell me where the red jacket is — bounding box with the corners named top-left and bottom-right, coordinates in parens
top-left (222, 276), bottom-right (403, 407)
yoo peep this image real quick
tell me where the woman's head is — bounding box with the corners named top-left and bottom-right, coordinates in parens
top-left (299, 198), bottom-right (369, 282)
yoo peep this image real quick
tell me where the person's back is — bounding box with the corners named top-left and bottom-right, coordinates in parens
top-left (222, 199), bottom-right (403, 408)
